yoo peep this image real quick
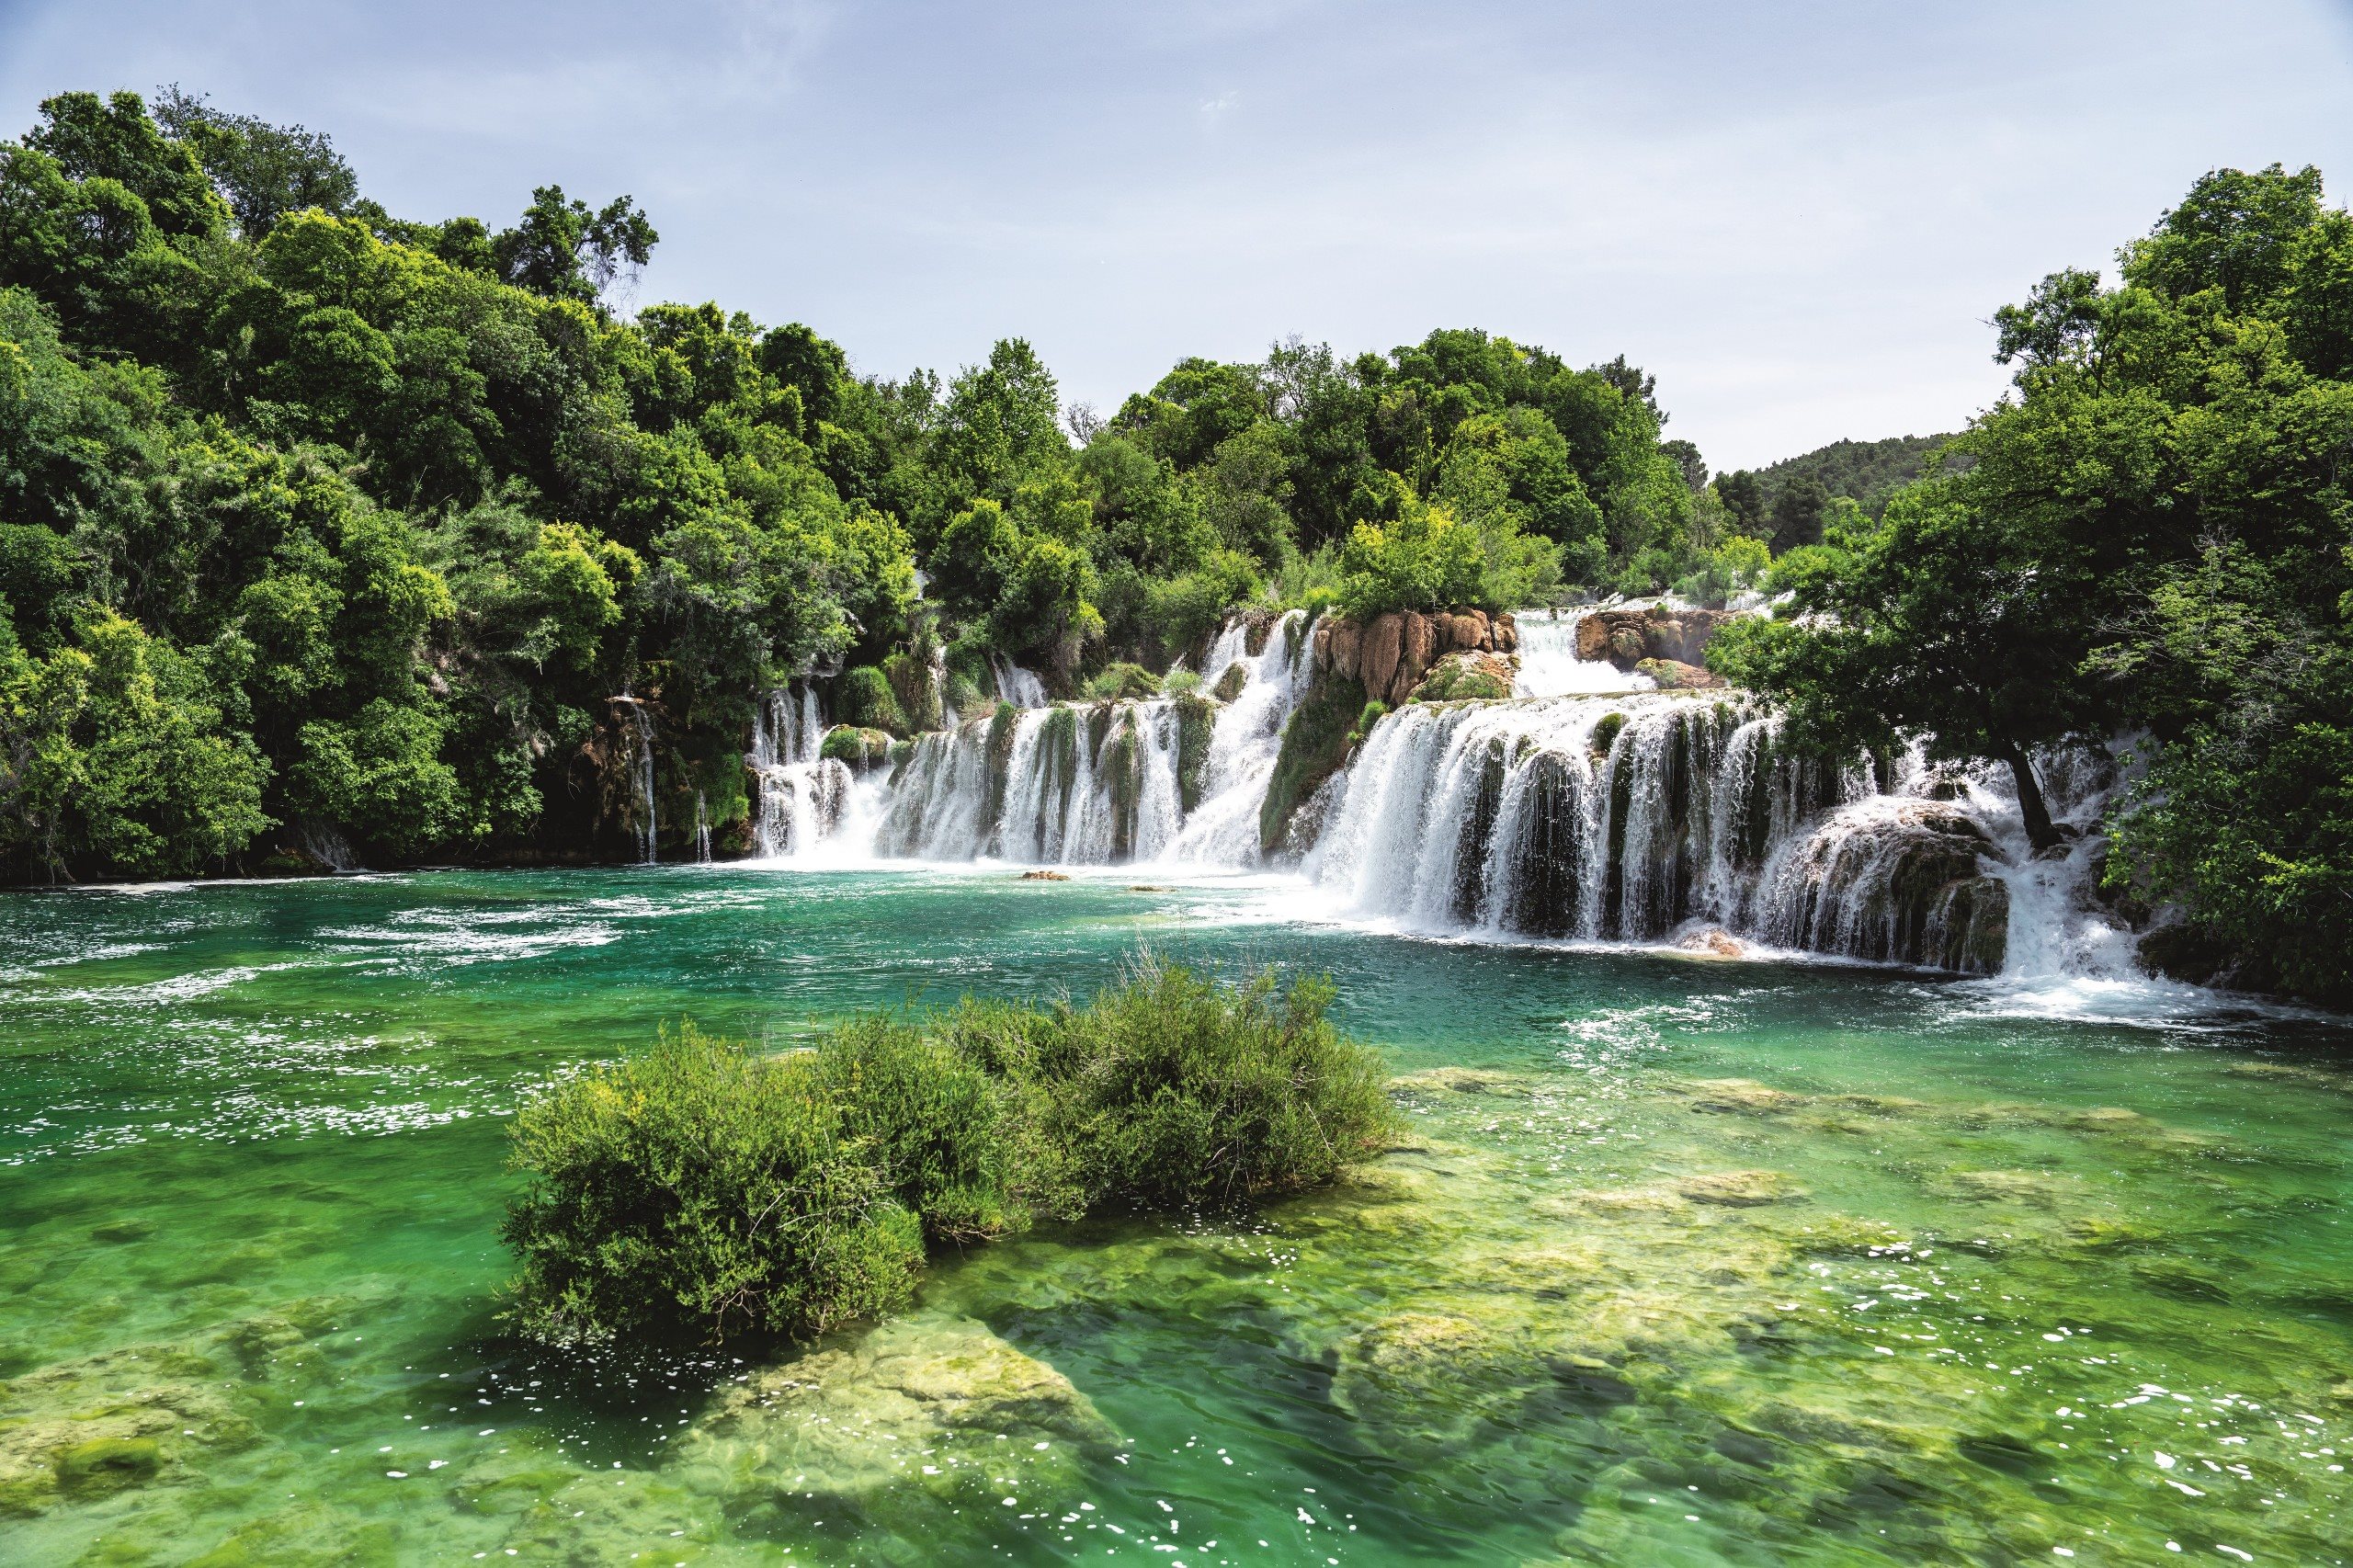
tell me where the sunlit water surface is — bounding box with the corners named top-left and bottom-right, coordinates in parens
top-left (2, 866), bottom-right (2349, 1565)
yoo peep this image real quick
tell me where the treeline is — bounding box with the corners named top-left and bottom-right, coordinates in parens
top-left (1712, 432), bottom-right (1964, 549)
top-left (0, 86), bottom-right (1749, 882)
top-left (1715, 165), bottom-right (2353, 1006)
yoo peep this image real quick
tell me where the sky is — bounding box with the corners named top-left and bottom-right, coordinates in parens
top-left (4, 0), bottom-right (2351, 471)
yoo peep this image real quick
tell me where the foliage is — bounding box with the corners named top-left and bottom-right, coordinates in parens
top-left (1005, 962), bottom-right (1400, 1212)
top-left (1711, 165), bottom-right (2353, 1003)
top-left (501, 1023), bottom-right (926, 1345)
top-left (505, 966), bottom-right (1395, 1343)
top-left (0, 82), bottom-right (1745, 880)
top-left (1082, 662), bottom-right (1162, 701)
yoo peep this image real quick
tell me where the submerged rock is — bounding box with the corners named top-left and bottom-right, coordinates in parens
top-left (1390, 1065), bottom-right (1532, 1098)
top-left (1678, 1170), bottom-right (1808, 1207)
top-left (1679, 1077), bottom-right (1807, 1115)
top-left (672, 1314), bottom-right (1120, 1518)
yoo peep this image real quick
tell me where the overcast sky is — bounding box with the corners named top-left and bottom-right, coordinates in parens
top-left (5, 1), bottom-right (2351, 470)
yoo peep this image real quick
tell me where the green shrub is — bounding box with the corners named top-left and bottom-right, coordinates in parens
top-left (820, 725), bottom-right (893, 767)
top-left (1348, 699), bottom-right (1388, 744)
top-left (1083, 662), bottom-right (1163, 700)
top-left (1162, 667), bottom-right (1202, 697)
top-left (505, 967), bottom-right (1397, 1346)
top-left (814, 1017), bottom-right (1037, 1244)
top-left (835, 665), bottom-right (909, 735)
top-left (1022, 963), bottom-right (1399, 1211)
top-left (501, 1024), bottom-right (925, 1344)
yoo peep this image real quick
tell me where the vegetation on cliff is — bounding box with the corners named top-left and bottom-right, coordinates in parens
top-left (1713, 165), bottom-right (2353, 1005)
top-left (501, 962), bottom-right (1398, 1343)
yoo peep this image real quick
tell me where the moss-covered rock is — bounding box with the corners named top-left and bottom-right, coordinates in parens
top-left (1174, 691), bottom-right (1216, 813)
top-left (1260, 671), bottom-right (1367, 853)
top-left (1083, 662), bottom-right (1162, 701)
top-left (820, 725), bottom-right (895, 771)
top-left (1408, 652), bottom-right (1514, 703)
top-left (1211, 660), bottom-right (1249, 701)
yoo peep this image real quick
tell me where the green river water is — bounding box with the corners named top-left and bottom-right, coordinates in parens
top-left (2, 866), bottom-right (2349, 1565)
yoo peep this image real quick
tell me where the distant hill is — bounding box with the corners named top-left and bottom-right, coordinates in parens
top-left (1753, 433), bottom-right (1967, 519)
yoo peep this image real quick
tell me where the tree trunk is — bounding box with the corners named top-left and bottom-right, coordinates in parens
top-left (1997, 743), bottom-right (2062, 855)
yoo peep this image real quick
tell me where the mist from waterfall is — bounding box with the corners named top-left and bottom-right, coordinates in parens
top-left (1511, 608), bottom-right (1655, 697)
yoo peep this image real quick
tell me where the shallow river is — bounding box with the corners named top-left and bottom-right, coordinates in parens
top-left (2, 867), bottom-right (2349, 1565)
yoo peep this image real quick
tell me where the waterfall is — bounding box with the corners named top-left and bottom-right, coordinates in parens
top-left (992, 657), bottom-right (1050, 709)
top-left (877, 699), bottom-right (1185, 864)
top-left (1302, 693), bottom-right (2031, 972)
top-left (694, 791), bottom-right (711, 864)
top-left (1512, 608), bottom-right (1655, 697)
top-left (717, 608), bottom-right (2136, 982)
top-left (1166, 610), bottom-right (1315, 866)
top-left (620, 697), bottom-right (657, 863)
top-left (873, 611), bottom-right (1314, 869)
top-left (747, 686), bottom-right (856, 859)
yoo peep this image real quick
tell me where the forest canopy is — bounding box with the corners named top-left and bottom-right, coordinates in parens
top-left (0, 86), bottom-right (1733, 882)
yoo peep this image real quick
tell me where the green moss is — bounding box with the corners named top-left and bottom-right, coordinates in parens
top-left (1591, 710), bottom-right (1626, 758)
top-left (1102, 713), bottom-right (1142, 858)
top-left (1348, 699), bottom-right (1388, 745)
top-left (883, 651), bottom-right (944, 733)
top-left (1211, 661), bottom-right (1249, 702)
top-left (55, 1436), bottom-right (161, 1494)
top-left (1175, 693), bottom-right (1217, 813)
top-left (1409, 657), bottom-right (1511, 703)
top-left (1260, 672), bottom-right (1368, 852)
top-left (1083, 662), bottom-right (1163, 701)
top-left (821, 726), bottom-right (894, 768)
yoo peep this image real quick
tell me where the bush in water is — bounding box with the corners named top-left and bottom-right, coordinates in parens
top-left (1010, 962), bottom-right (1400, 1212)
top-left (503, 966), bottom-right (1399, 1344)
top-left (500, 1024), bottom-right (925, 1345)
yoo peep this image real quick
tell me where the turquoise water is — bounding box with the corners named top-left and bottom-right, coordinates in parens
top-left (2, 867), bottom-right (2349, 1564)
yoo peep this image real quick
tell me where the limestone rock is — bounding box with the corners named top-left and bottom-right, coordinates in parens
top-left (1677, 1169), bottom-right (1807, 1207)
top-left (1634, 657), bottom-right (1723, 689)
top-left (672, 1314), bottom-right (1120, 1509)
top-left (1391, 1065), bottom-right (1530, 1097)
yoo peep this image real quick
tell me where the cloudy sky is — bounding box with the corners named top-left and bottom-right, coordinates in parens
top-left (4, 1), bottom-right (2350, 470)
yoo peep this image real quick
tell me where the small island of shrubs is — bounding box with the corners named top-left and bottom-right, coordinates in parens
top-left (500, 963), bottom-right (1400, 1345)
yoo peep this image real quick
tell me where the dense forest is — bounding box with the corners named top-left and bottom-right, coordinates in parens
top-left (1714, 164), bottom-right (2353, 1006)
top-left (0, 87), bottom-right (1754, 883)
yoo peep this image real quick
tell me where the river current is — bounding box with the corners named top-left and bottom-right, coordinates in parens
top-left (2, 866), bottom-right (2348, 1564)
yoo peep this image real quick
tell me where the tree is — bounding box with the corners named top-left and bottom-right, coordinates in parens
top-left (153, 85), bottom-right (358, 237)
top-left (1768, 474), bottom-right (1830, 551)
top-left (493, 185), bottom-right (657, 304)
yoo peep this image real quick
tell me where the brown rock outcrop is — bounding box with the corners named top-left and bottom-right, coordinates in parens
top-left (1579, 607), bottom-right (1736, 671)
top-left (1313, 609), bottom-right (1520, 705)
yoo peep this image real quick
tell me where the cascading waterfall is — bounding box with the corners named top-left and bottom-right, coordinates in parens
top-left (1167, 610), bottom-right (1315, 865)
top-left (746, 686), bottom-right (855, 859)
top-left (876, 611), bottom-right (1316, 868)
top-left (730, 608), bottom-right (2131, 982)
top-left (991, 656), bottom-right (1050, 709)
top-left (1512, 608), bottom-right (1654, 697)
top-left (1304, 692), bottom-right (2037, 973)
top-left (619, 697), bottom-right (658, 863)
